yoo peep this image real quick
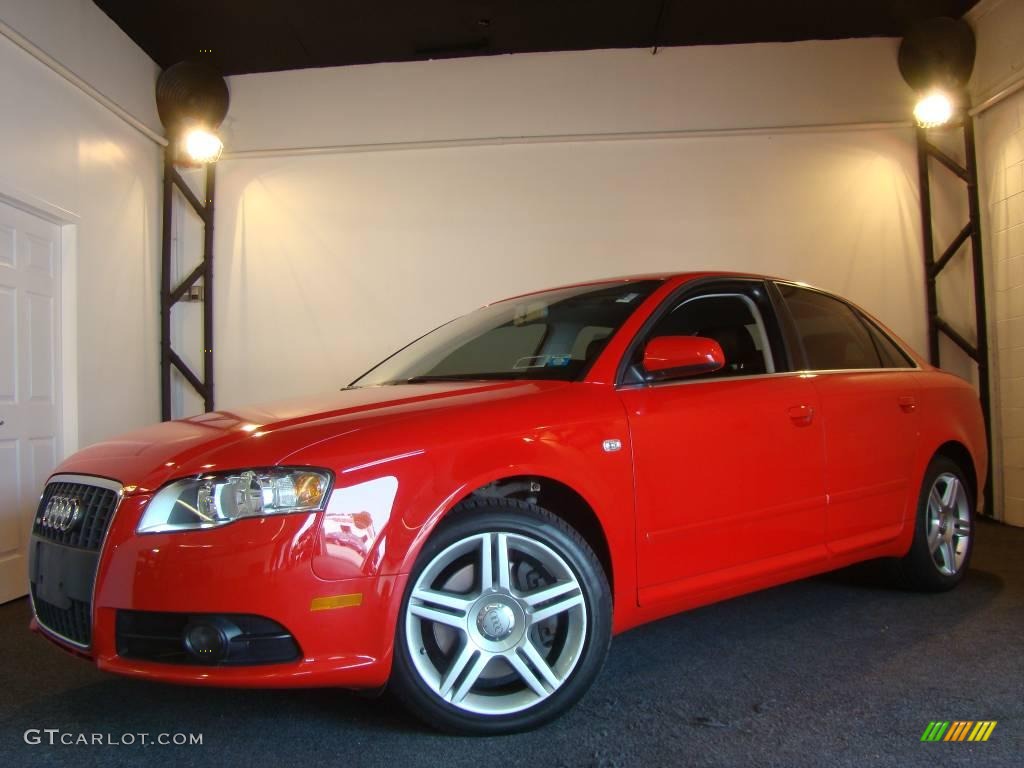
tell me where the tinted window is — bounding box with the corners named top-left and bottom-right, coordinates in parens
top-left (862, 315), bottom-right (916, 368)
top-left (779, 285), bottom-right (881, 370)
top-left (354, 280), bottom-right (661, 385)
top-left (641, 293), bottom-right (775, 379)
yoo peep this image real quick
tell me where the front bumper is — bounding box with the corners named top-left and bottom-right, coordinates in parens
top-left (31, 492), bottom-right (406, 689)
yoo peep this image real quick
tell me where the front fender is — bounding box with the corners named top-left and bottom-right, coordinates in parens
top-left (404, 381), bottom-right (634, 580)
top-left (291, 382), bottom-right (637, 630)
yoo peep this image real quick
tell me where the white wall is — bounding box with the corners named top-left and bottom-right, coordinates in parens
top-left (222, 39), bottom-right (914, 151)
top-left (213, 129), bottom-right (927, 405)
top-left (210, 39), bottom-right (936, 409)
top-left (969, 0), bottom-right (1024, 525)
top-left (0, 0), bottom-right (161, 132)
top-left (0, 0), bottom-right (162, 450)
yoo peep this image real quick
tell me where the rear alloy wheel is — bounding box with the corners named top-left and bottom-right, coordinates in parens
top-left (899, 456), bottom-right (974, 591)
top-left (925, 471), bottom-right (972, 577)
top-left (390, 498), bottom-right (611, 734)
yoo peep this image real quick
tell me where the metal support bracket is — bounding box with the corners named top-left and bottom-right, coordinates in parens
top-left (160, 150), bottom-right (216, 420)
top-left (916, 113), bottom-right (992, 515)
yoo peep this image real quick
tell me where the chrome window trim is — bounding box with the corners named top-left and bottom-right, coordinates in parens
top-left (29, 473), bottom-right (124, 651)
top-left (802, 366), bottom-right (922, 376)
top-left (616, 365), bottom-right (923, 391)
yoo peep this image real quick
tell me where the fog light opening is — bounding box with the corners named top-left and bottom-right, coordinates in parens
top-left (183, 618), bottom-right (238, 663)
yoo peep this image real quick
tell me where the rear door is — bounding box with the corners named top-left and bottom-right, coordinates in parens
top-left (774, 283), bottom-right (920, 553)
top-left (618, 279), bottom-right (829, 604)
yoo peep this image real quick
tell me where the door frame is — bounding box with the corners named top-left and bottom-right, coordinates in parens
top-left (0, 178), bottom-right (79, 459)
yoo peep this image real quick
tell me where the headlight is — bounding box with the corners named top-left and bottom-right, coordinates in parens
top-left (137, 467), bottom-right (332, 533)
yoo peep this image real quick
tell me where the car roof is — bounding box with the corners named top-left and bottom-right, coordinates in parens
top-left (480, 271), bottom-right (924, 367)
top-left (489, 271), bottom-right (794, 304)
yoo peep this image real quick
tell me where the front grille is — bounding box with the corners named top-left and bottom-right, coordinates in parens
top-left (31, 590), bottom-right (92, 647)
top-left (31, 476), bottom-right (122, 648)
top-left (32, 479), bottom-right (120, 551)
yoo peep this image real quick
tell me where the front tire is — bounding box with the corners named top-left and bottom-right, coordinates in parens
top-left (899, 456), bottom-right (974, 592)
top-left (389, 497), bottom-right (611, 734)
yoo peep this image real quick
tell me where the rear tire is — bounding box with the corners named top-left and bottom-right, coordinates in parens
top-left (389, 497), bottom-right (611, 735)
top-left (898, 456), bottom-right (974, 592)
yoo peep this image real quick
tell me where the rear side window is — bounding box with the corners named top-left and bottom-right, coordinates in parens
top-left (861, 315), bottom-right (916, 368)
top-left (779, 284), bottom-right (881, 371)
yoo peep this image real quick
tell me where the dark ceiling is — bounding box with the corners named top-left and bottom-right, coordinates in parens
top-left (93, 0), bottom-right (980, 77)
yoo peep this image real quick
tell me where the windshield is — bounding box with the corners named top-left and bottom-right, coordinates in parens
top-left (353, 279), bottom-right (662, 386)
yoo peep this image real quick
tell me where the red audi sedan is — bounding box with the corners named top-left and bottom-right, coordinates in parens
top-left (29, 273), bottom-right (986, 734)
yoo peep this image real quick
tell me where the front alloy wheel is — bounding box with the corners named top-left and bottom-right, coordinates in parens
top-left (390, 497), bottom-right (611, 734)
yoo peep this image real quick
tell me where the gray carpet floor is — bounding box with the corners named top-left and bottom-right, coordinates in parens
top-left (1, 518), bottom-right (1021, 767)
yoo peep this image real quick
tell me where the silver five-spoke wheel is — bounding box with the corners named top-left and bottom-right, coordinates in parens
top-left (901, 455), bottom-right (974, 592)
top-left (404, 530), bottom-right (588, 715)
top-left (926, 471), bottom-right (971, 576)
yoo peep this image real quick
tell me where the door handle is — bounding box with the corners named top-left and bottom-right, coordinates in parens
top-left (787, 405), bottom-right (814, 426)
top-left (898, 395), bottom-right (917, 413)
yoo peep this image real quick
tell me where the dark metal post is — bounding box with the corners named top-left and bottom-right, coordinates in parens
top-left (158, 145), bottom-right (217, 421)
top-left (963, 114), bottom-right (994, 516)
top-left (916, 126), bottom-right (940, 366)
top-left (159, 149), bottom-right (174, 421)
top-left (202, 165), bottom-right (216, 412)
top-left (916, 111), bottom-right (995, 516)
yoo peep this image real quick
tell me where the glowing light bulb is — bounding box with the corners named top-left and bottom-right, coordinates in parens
top-left (914, 91), bottom-right (954, 128)
top-left (183, 128), bottom-right (224, 163)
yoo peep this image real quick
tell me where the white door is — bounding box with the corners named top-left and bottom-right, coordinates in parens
top-left (0, 199), bottom-right (61, 603)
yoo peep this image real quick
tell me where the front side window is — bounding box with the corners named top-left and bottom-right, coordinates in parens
top-left (778, 284), bottom-right (882, 371)
top-left (353, 280), bottom-right (662, 386)
top-left (627, 291), bottom-right (777, 383)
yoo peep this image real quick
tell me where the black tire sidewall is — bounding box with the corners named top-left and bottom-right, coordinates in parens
top-left (389, 498), bottom-right (612, 735)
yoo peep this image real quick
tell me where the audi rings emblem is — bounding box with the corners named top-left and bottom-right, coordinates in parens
top-left (40, 496), bottom-right (82, 533)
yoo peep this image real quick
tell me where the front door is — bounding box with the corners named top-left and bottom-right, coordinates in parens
top-left (0, 199), bottom-right (62, 603)
top-left (617, 281), bottom-right (829, 605)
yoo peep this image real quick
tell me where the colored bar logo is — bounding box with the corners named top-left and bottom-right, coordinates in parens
top-left (921, 721), bottom-right (997, 742)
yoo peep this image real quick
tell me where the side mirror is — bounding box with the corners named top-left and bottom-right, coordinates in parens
top-left (642, 336), bottom-right (725, 381)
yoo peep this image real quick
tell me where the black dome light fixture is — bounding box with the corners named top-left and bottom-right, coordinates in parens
top-left (898, 17), bottom-right (976, 128)
top-left (156, 60), bottom-right (230, 164)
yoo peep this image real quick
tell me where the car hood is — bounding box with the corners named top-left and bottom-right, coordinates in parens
top-left (56, 380), bottom-right (568, 493)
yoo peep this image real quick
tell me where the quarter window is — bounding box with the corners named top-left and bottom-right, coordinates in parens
top-left (779, 284), bottom-right (882, 370)
top-left (861, 315), bottom-right (916, 368)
